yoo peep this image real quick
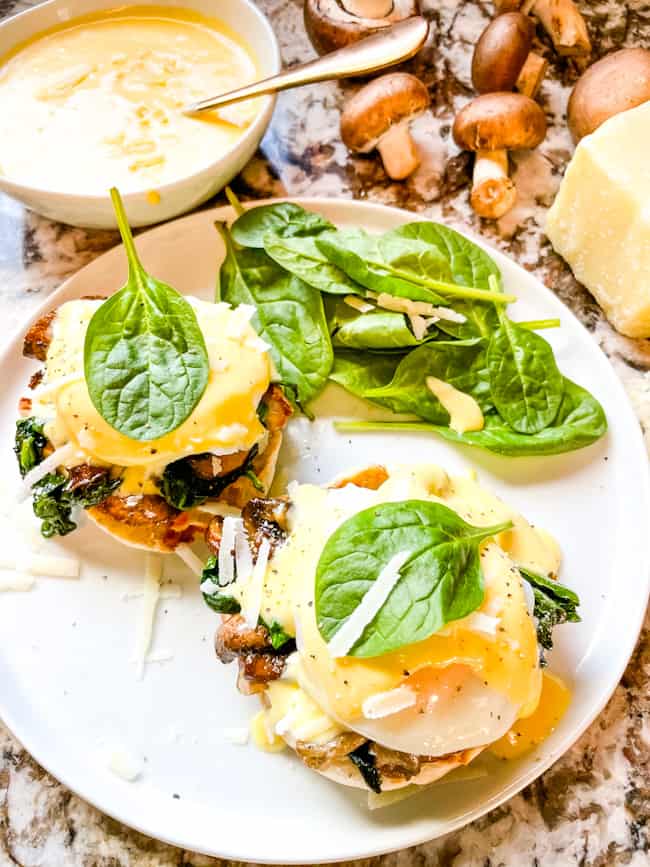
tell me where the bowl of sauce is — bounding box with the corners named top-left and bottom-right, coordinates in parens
top-left (0, 1), bottom-right (280, 227)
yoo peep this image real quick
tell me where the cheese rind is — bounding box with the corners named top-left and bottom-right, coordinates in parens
top-left (546, 101), bottom-right (650, 338)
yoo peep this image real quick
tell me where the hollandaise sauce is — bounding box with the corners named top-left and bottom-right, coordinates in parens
top-left (34, 298), bottom-right (271, 493)
top-left (0, 6), bottom-right (261, 193)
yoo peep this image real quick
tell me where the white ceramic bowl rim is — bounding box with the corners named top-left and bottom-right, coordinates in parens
top-left (0, 0), bottom-right (281, 201)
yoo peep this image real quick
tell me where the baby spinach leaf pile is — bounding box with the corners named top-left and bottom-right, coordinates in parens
top-left (315, 500), bottom-right (512, 657)
top-left (218, 196), bottom-right (606, 457)
top-left (84, 188), bottom-right (209, 442)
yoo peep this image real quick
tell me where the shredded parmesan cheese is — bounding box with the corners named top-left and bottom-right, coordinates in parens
top-left (362, 685), bottom-right (417, 719)
top-left (222, 727), bottom-right (250, 745)
top-left (132, 553), bottom-right (162, 681)
top-left (218, 517), bottom-right (242, 586)
top-left (235, 522), bottom-right (253, 581)
top-left (241, 538), bottom-right (271, 629)
top-left (18, 442), bottom-right (78, 501)
top-left (464, 611), bottom-right (500, 636)
top-left (408, 314), bottom-right (428, 341)
top-left (344, 295), bottom-right (374, 314)
top-left (108, 748), bottom-right (143, 782)
top-left (195, 502), bottom-right (242, 518)
top-left (327, 550), bottom-right (412, 658)
top-left (0, 553), bottom-right (80, 578)
top-left (0, 574), bottom-right (35, 592)
top-left (377, 293), bottom-right (437, 316)
top-left (375, 293), bottom-right (468, 324)
top-left (175, 544), bottom-right (204, 577)
top-left (434, 306), bottom-right (467, 324)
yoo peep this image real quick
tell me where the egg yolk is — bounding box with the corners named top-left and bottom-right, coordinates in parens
top-left (490, 672), bottom-right (571, 759)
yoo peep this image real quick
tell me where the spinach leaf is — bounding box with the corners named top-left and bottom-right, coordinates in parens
top-left (329, 351), bottom-right (403, 407)
top-left (203, 593), bottom-right (241, 614)
top-left (389, 222), bottom-right (502, 295)
top-left (487, 314), bottom-right (564, 434)
top-left (337, 378), bottom-right (607, 457)
top-left (69, 472), bottom-right (122, 508)
top-left (161, 445), bottom-right (259, 510)
top-left (316, 231), bottom-right (513, 306)
top-left (333, 309), bottom-right (436, 350)
top-left (259, 617), bottom-right (294, 651)
top-left (263, 233), bottom-right (362, 296)
top-left (217, 223), bottom-right (333, 407)
top-left (200, 555), bottom-right (241, 612)
top-left (315, 500), bottom-right (511, 658)
top-left (519, 568), bottom-right (580, 657)
top-left (30, 469), bottom-right (121, 538)
top-left (364, 340), bottom-right (493, 421)
top-left (230, 203), bottom-right (332, 248)
top-left (348, 742), bottom-right (381, 793)
top-left (14, 417), bottom-right (47, 477)
top-left (383, 222), bottom-right (504, 339)
top-left (32, 473), bottom-right (76, 538)
top-left (84, 189), bottom-right (209, 442)
top-left (316, 231), bottom-right (446, 303)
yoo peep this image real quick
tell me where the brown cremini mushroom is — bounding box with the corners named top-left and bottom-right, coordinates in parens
top-left (304, 0), bottom-right (419, 55)
top-left (494, 0), bottom-right (591, 57)
top-left (472, 12), bottom-right (547, 98)
top-left (340, 72), bottom-right (430, 180)
top-left (453, 92), bottom-right (547, 219)
top-left (567, 48), bottom-right (650, 142)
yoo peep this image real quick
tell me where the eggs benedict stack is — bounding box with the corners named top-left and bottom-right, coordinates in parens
top-left (16, 296), bottom-right (291, 551)
top-left (206, 464), bottom-right (578, 795)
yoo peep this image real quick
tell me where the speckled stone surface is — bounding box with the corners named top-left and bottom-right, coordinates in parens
top-left (0, 1), bottom-right (649, 865)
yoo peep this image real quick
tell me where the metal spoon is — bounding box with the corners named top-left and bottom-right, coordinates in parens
top-left (183, 16), bottom-right (429, 115)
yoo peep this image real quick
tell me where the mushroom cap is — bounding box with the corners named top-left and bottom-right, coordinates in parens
top-left (472, 12), bottom-right (534, 94)
top-left (453, 92), bottom-right (547, 151)
top-left (304, 0), bottom-right (419, 56)
top-left (567, 48), bottom-right (650, 142)
top-left (340, 72), bottom-right (430, 152)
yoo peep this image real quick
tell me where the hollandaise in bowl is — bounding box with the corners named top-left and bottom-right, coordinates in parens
top-left (205, 463), bottom-right (579, 798)
top-left (0, 0), bottom-right (279, 227)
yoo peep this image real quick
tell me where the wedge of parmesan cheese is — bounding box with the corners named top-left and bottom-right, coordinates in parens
top-left (546, 101), bottom-right (650, 338)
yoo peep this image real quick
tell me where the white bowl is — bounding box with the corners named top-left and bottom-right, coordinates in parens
top-left (0, 0), bottom-right (280, 228)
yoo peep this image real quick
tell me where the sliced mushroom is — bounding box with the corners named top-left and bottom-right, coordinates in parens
top-left (452, 92), bottom-right (547, 219)
top-left (472, 12), bottom-right (547, 99)
top-left (567, 48), bottom-right (650, 142)
top-left (495, 0), bottom-right (591, 57)
top-left (304, 0), bottom-right (419, 55)
top-left (340, 72), bottom-right (430, 180)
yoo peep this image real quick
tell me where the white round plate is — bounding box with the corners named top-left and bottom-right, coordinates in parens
top-left (0, 200), bottom-right (647, 863)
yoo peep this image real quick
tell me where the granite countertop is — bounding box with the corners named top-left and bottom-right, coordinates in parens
top-left (1, 1), bottom-right (649, 865)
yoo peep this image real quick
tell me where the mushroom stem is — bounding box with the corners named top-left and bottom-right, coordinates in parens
top-left (377, 124), bottom-right (420, 180)
top-left (341, 0), bottom-right (394, 17)
top-left (516, 51), bottom-right (548, 98)
top-left (471, 150), bottom-right (517, 219)
top-left (523, 0), bottom-right (591, 56)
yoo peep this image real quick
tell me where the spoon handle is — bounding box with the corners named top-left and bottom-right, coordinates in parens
top-left (183, 17), bottom-right (429, 114)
